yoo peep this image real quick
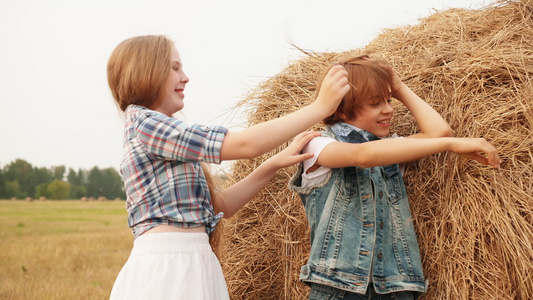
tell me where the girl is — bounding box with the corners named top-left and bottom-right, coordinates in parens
top-left (289, 55), bottom-right (501, 300)
top-left (106, 35), bottom-right (349, 300)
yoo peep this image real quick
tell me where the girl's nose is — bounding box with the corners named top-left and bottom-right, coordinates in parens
top-left (182, 73), bottom-right (189, 83)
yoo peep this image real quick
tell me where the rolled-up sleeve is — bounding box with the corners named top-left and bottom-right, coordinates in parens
top-left (136, 112), bottom-right (228, 164)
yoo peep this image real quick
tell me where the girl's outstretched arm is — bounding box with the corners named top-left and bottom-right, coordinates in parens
top-left (382, 62), bottom-right (453, 139)
top-left (219, 65), bottom-right (349, 161)
top-left (213, 131), bottom-right (320, 218)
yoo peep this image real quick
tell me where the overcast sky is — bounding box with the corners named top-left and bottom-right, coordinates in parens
top-left (0, 0), bottom-right (489, 172)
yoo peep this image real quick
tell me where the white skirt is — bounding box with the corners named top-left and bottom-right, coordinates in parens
top-left (109, 232), bottom-right (229, 300)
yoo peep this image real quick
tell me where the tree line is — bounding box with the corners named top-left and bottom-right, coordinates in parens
top-left (0, 159), bottom-right (125, 200)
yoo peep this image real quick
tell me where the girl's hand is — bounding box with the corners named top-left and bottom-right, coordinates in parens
top-left (315, 65), bottom-right (350, 115)
top-left (268, 131), bottom-right (321, 169)
top-left (450, 138), bottom-right (502, 169)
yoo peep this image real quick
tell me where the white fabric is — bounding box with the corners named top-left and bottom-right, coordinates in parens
top-left (110, 232), bottom-right (229, 300)
top-left (301, 136), bottom-right (336, 188)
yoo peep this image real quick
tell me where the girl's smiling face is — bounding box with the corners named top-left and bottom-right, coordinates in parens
top-left (344, 93), bottom-right (394, 137)
top-left (153, 47), bottom-right (189, 116)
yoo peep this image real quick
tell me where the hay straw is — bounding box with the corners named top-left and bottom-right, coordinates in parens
top-left (219, 1), bottom-right (533, 299)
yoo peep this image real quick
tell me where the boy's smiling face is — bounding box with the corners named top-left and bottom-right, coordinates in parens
top-left (344, 93), bottom-right (394, 137)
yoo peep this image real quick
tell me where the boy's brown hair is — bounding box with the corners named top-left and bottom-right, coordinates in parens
top-left (318, 55), bottom-right (392, 125)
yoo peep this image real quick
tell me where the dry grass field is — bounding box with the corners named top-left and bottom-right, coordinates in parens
top-left (0, 200), bottom-right (132, 300)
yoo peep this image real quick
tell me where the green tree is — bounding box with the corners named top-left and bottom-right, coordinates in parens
top-left (67, 168), bottom-right (87, 198)
top-left (87, 166), bottom-right (102, 197)
top-left (101, 167), bottom-right (125, 199)
top-left (86, 166), bottom-right (124, 199)
top-left (51, 166), bottom-right (66, 181)
top-left (34, 167), bottom-right (53, 186)
top-left (4, 159), bottom-right (34, 197)
top-left (47, 180), bottom-right (70, 200)
top-left (0, 167), bottom-right (5, 198)
top-left (67, 168), bottom-right (81, 186)
top-left (70, 185), bottom-right (87, 199)
top-left (35, 183), bottom-right (50, 199)
top-left (5, 180), bottom-right (24, 198)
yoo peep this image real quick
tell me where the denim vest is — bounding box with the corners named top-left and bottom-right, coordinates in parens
top-left (289, 123), bottom-right (426, 295)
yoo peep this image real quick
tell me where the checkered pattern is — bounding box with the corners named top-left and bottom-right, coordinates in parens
top-left (121, 105), bottom-right (228, 239)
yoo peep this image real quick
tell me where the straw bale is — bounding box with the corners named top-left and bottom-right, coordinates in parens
top-left (220, 1), bottom-right (533, 299)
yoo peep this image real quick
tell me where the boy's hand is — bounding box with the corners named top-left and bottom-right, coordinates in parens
top-left (269, 131), bottom-right (321, 169)
top-left (451, 138), bottom-right (502, 169)
top-left (374, 61), bottom-right (403, 98)
top-left (315, 65), bottom-right (350, 115)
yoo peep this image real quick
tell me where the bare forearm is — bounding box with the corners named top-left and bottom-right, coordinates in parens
top-left (323, 137), bottom-right (453, 169)
top-left (220, 103), bottom-right (327, 160)
top-left (356, 137), bottom-right (452, 168)
top-left (214, 159), bottom-right (278, 218)
top-left (321, 136), bottom-right (500, 169)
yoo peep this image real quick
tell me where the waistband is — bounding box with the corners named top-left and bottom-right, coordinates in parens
top-left (131, 232), bottom-right (211, 255)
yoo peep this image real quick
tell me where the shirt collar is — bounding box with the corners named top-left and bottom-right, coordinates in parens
top-left (330, 122), bottom-right (380, 142)
top-left (125, 104), bottom-right (147, 115)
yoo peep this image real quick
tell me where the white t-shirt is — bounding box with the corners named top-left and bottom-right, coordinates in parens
top-left (301, 134), bottom-right (404, 188)
top-left (301, 136), bottom-right (337, 188)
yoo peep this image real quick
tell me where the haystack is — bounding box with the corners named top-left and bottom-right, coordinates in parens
top-left (219, 0), bottom-right (533, 299)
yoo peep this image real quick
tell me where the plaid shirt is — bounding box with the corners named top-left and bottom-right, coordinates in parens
top-left (121, 105), bottom-right (228, 239)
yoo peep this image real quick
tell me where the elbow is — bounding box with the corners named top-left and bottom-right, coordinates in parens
top-left (220, 142), bottom-right (261, 161)
top-left (358, 161), bottom-right (375, 169)
top-left (439, 125), bottom-right (454, 138)
top-left (428, 124), bottom-right (453, 138)
top-left (354, 155), bottom-right (375, 169)
top-left (234, 144), bottom-right (262, 160)
top-left (212, 194), bottom-right (237, 218)
top-left (244, 144), bottom-right (264, 159)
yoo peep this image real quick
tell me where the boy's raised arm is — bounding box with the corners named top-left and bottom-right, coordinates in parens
top-left (383, 63), bottom-right (453, 139)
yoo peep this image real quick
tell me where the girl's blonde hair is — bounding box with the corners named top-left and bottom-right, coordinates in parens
top-left (318, 55), bottom-right (392, 125)
top-left (202, 164), bottom-right (224, 259)
top-left (107, 35), bottom-right (174, 111)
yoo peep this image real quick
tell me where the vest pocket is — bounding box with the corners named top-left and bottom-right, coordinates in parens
top-left (382, 164), bottom-right (405, 204)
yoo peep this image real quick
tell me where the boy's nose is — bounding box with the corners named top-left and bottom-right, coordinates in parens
top-left (383, 101), bottom-right (394, 114)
